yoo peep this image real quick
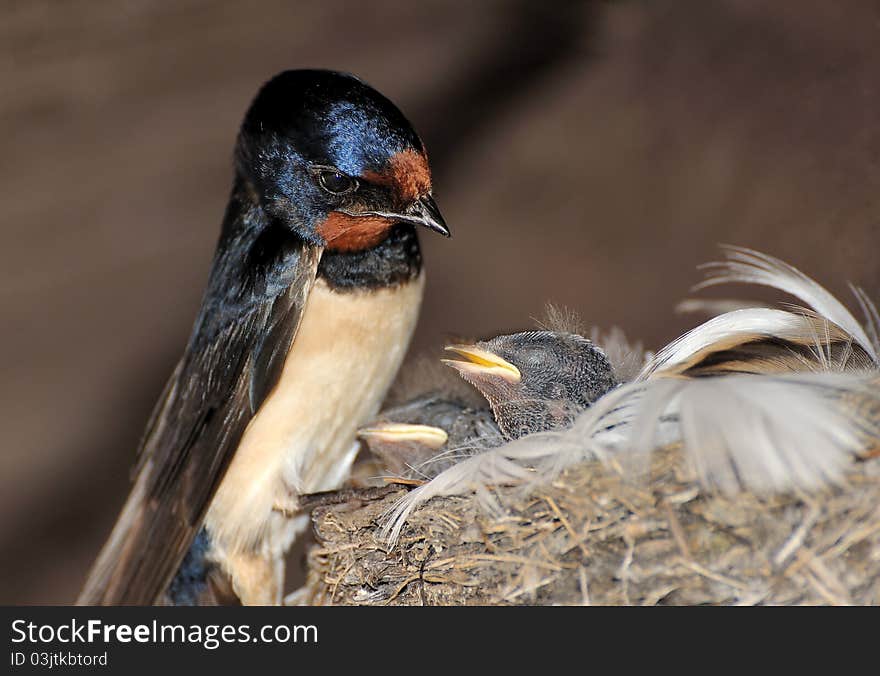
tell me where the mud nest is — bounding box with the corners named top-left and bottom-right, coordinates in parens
top-left (303, 446), bottom-right (880, 605)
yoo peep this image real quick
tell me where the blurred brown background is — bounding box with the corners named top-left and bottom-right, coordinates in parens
top-left (2, 0), bottom-right (879, 604)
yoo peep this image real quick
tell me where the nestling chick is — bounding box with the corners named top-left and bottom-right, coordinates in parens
top-left (359, 329), bottom-right (617, 480)
top-left (443, 331), bottom-right (619, 439)
top-left (358, 396), bottom-right (500, 481)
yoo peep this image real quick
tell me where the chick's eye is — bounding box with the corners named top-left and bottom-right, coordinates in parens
top-left (318, 170), bottom-right (357, 195)
top-left (516, 346), bottom-right (551, 368)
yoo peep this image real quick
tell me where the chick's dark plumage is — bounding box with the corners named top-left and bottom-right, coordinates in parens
top-left (359, 330), bottom-right (618, 484)
top-left (445, 331), bottom-right (619, 439)
top-left (359, 396), bottom-right (500, 481)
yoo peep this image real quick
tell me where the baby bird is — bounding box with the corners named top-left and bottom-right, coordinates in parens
top-left (358, 330), bottom-right (619, 482)
top-left (358, 396), bottom-right (500, 481)
top-left (443, 331), bottom-right (620, 439)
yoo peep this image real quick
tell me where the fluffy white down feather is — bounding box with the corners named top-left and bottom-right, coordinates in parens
top-left (637, 307), bottom-right (855, 378)
top-left (696, 246), bottom-right (879, 360)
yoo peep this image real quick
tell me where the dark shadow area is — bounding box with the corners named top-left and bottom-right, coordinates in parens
top-left (415, 0), bottom-right (595, 177)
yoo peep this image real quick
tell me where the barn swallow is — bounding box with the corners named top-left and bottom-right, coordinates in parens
top-left (358, 395), bottom-right (500, 480)
top-left (443, 331), bottom-right (619, 439)
top-left (77, 69), bottom-right (449, 606)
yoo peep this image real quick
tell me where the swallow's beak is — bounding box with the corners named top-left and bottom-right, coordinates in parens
top-left (406, 195), bottom-right (450, 237)
top-left (358, 423), bottom-right (448, 449)
top-left (349, 195), bottom-right (451, 237)
top-left (442, 344), bottom-right (522, 383)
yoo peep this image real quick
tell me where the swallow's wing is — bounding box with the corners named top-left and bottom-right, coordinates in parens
top-left (78, 223), bottom-right (322, 605)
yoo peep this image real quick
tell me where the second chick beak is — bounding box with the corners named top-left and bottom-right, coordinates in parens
top-left (442, 344), bottom-right (522, 383)
top-left (358, 423), bottom-right (449, 449)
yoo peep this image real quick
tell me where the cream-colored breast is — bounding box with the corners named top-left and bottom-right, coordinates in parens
top-left (205, 274), bottom-right (425, 556)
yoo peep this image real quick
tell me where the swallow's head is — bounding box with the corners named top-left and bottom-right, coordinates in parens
top-left (443, 331), bottom-right (619, 437)
top-left (235, 69), bottom-right (448, 250)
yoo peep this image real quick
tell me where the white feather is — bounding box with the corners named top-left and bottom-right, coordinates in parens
top-left (637, 308), bottom-right (846, 379)
top-left (696, 246), bottom-right (877, 361)
top-left (624, 373), bottom-right (878, 493)
top-left (380, 435), bottom-right (547, 543)
top-left (849, 284), bottom-right (880, 355)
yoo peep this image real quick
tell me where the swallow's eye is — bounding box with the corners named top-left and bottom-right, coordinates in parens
top-left (317, 170), bottom-right (357, 195)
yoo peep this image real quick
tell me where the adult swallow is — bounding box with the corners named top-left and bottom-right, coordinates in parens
top-left (78, 69), bottom-right (449, 606)
top-left (442, 331), bottom-right (618, 439)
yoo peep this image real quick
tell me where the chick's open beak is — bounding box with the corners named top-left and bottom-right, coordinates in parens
top-left (358, 423), bottom-right (449, 449)
top-left (442, 344), bottom-right (522, 383)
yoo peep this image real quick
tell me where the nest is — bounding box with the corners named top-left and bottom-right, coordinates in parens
top-left (303, 446), bottom-right (880, 605)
